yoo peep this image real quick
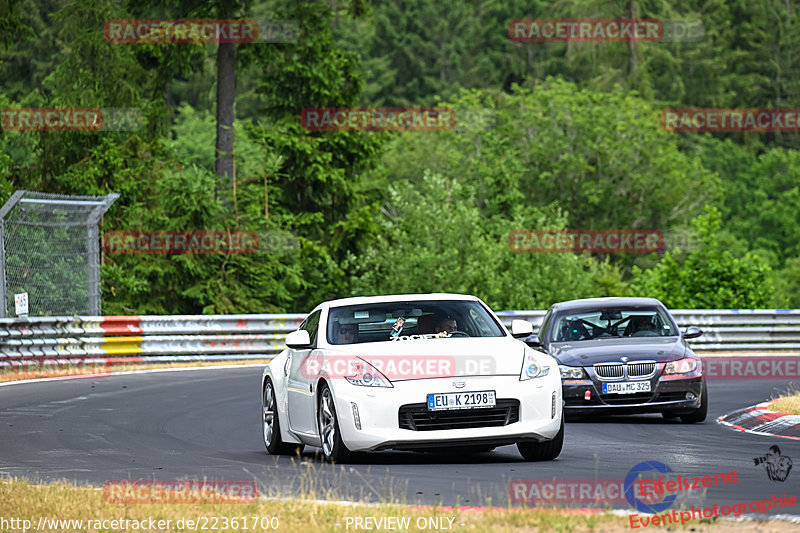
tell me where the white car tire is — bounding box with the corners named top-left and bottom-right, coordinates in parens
top-left (318, 383), bottom-right (355, 463)
top-left (263, 379), bottom-right (304, 456)
top-left (517, 418), bottom-right (564, 461)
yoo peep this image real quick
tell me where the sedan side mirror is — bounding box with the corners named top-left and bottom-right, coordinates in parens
top-left (523, 334), bottom-right (543, 348)
top-left (511, 319), bottom-right (534, 338)
top-left (683, 326), bottom-right (703, 339)
top-left (285, 329), bottom-right (312, 349)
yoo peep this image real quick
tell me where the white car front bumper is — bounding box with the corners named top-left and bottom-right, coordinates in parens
top-left (330, 374), bottom-right (562, 452)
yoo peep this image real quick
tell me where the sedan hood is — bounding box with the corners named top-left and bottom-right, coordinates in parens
top-left (327, 337), bottom-right (528, 377)
top-left (550, 337), bottom-right (686, 367)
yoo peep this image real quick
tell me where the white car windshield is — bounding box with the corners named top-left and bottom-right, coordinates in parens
top-left (552, 307), bottom-right (676, 341)
top-left (327, 300), bottom-right (506, 345)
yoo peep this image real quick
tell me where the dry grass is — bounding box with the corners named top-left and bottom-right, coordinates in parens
top-left (770, 384), bottom-right (800, 415)
top-left (770, 393), bottom-right (800, 415)
top-left (1, 478), bottom-right (797, 532)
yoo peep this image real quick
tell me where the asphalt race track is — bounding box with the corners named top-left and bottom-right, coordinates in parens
top-left (1, 366), bottom-right (798, 516)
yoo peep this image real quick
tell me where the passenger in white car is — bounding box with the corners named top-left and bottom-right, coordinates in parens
top-left (335, 323), bottom-right (358, 344)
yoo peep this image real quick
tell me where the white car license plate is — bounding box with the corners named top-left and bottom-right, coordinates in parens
top-left (602, 381), bottom-right (651, 394)
top-left (427, 390), bottom-right (496, 411)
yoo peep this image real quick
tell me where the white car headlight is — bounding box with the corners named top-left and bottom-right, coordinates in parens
top-left (345, 358), bottom-right (393, 388)
top-left (664, 358), bottom-right (698, 375)
top-left (520, 351), bottom-right (550, 381)
top-left (559, 365), bottom-right (588, 379)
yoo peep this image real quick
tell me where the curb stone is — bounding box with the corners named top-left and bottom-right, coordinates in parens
top-left (717, 400), bottom-right (800, 440)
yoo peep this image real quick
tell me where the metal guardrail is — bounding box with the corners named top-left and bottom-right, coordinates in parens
top-left (0, 314), bottom-right (304, 372)
top-left (2, 310), bottom-right (800, 372)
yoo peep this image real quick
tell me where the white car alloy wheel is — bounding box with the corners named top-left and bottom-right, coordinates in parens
top-left (319, 386), bottom-right (336, 457)
top-left (317, 384), bottom-right (353, 463)
top-left (262, 379), bottom-right (304, 456)
top-left (263, 381), bottom-right (276, 448)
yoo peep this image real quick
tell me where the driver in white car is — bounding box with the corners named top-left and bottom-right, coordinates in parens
top-left (436, 316), bottom-right (458, 334)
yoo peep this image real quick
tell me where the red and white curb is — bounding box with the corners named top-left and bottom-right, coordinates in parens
top-left (717, 400), bottom-right (800, 440)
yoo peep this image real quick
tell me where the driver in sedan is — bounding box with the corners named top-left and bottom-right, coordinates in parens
top-left (625, 315), bottom-right (658, 336)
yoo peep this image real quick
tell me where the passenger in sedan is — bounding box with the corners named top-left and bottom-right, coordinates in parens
top-left (559, 317), bottom-right (590, 341)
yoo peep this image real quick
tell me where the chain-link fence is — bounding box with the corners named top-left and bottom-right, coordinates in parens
top-left (0, 191), bottom-right (118, 317)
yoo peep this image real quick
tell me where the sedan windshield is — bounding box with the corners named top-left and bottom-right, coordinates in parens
top-left (551, 307), bottom-right (676, 342)
top-left (327, 300), bottom-right (506, 345)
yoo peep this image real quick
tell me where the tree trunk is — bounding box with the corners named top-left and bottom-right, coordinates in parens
top-left (628, 1), bottom-right (638, 76)
top-left (215, 41), bottom-right (236, 197)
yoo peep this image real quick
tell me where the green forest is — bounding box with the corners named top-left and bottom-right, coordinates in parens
top-left (1, 0), bottom-right (799, 314)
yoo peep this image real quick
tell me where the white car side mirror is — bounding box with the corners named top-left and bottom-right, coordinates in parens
top-left (511, 319), bottom-right (534, 338)
top-left (285, 329), bottom-right (312, 349)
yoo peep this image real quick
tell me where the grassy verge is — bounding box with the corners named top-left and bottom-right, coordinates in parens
top-left (1, 478), bottom-right (797, 533)
top-left (0, 360), bottom-right (270, 383)
top-left (771, 393), bottom-right (800, 415)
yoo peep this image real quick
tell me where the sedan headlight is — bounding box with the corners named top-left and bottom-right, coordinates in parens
top-left (520, 352), bottom-right (550, 380)
top-left (559, 365), bottom-right (588, 379)
top-left (345, 358), bottom-right (393, 388)
top-left (664, 358), bottom-right (698, 375)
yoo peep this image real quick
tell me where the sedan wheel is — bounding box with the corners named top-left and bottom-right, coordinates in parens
top-left (263, 379), bottom-right (304, 456)
top-left (317, 384), bottom-right (354, 463)
top-left (680, 381), bottom-right (708, 423)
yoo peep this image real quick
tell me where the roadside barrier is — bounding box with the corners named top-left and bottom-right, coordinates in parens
top-left (1, 310), bottom-right (798, 372)
top-left (0, 314), bottom-right (303, 372)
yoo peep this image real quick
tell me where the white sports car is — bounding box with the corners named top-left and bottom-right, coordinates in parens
top-left (261, 293), bottom-right (563, 462)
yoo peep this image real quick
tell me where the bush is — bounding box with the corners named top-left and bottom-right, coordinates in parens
top-left (631, 206), bottom-right (773, 308)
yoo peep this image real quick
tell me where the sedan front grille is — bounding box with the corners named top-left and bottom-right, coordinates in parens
top-left (594, 364), bottom-right (624, 379)
top-left (398, 399), bottom-right (520, 431)
top-left (593, 361), bottom-right (657, 380)
top-left (627, 362), bottom-right (656, 378)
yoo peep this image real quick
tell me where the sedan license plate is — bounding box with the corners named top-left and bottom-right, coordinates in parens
top-left (602, 381), bottom-right (651, 394)
top-left (427, 390), bottom-right (496, 411)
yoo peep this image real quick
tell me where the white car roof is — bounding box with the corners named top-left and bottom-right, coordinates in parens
top-left (324, 293), bottom-right (479, 308)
